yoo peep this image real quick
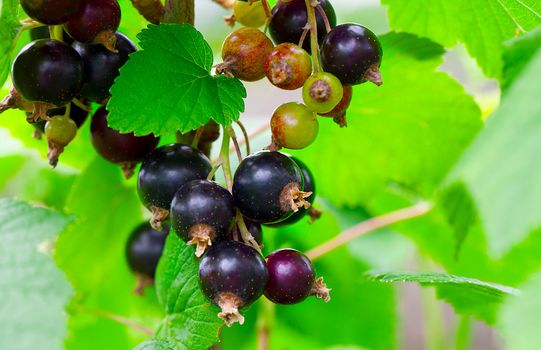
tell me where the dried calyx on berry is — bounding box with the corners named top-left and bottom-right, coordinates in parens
top-left (216, 27), bottom-right (274, 82)
top-left (137, 144), bottom-right (212, 230)
top-left (265, 248), bottom-right (331, 304)
top-left (233, 151), bottom-right (312, 224)
top-left (171, 180), bottom-right (236, 257)
top-left (90, 107), bottom-right (159, 179)
top-left (199, 240), bottom-right (268, 326)
top-left (264, 43), bottom-right (312, 90)
top-left (126, 223), bottom-right (169, 295)
top-left (0, 88), bottom-right (34, 115)
top-left (319, 85), bottom-right (353, 127)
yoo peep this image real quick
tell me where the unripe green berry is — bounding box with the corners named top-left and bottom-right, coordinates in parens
top-left (302, 72), bottom-right (343, 114)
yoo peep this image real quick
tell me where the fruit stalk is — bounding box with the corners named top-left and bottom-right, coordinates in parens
top-left (305, 201), bottom-right (432, 260)
top-left (304, 0), bottom-right (320, 72)
top-left (163, 0), bottom-right (195, 24)
top-left (130, 0), bottom-right (165, 24)
top-left (49, 25), bottom-right (64, 42)
top-left (220, 126), bottom-right (233, 191)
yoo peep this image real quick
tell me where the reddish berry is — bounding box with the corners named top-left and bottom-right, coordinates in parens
top-left (265, 43), bottom-right (312, 90)
top-left (270, 102), bottom-right (318, 150)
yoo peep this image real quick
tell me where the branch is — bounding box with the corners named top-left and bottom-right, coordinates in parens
top-left (131, 0), bottom-right (165, 24)
top-left (164, 0), bottom-right (195, 24)
top-left (305, 201), bottom-right (432, 260)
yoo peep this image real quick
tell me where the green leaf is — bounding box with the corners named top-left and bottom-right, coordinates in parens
top-left (444, 47), bottom-right (541, 257)
top-left (134, 340), bottom-right (175, 350)
top-left (107, 24), bottom-right (247, 136)
top-left (0, 0), bottom-right (21, 85)
top-left (370, 271), bottom-right (518, 322)
top-left (502, 26), bottom-right (541, 90)
top-left (381, 0), bottom-right (541, 77)
top-left (153, 233), bottom-right (223, 350)
top-left (295, 33), bottom-right (481, 207)
top-left (0, 199), bottom-right (72, 350)
top-left (498, 269), bottom-right (541, 350)
top-left (55, 157), bottom-right (162, 350)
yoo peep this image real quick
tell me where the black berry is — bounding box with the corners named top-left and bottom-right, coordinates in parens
top-left (73, 32), bottom-right (137, 103)
top-left (126, 222), bottom-right (169, 294)
top-left (269, 0), bottom-right (336, 53)
top-left (21, 0), bottom-right (83, 25)
top-left (171, 180), bottom-right (236, 257)
top-left (12, 39), bottom-right (83, 106)
top-left (233, 151), bottom-right (311, 224)
top-left (199, 240), bottom-right (268, 326)
top-left (90, 106), bottom-right (159, 178)
top-left (321, 24), bottom-right (383, 86)
top-left (137, 144), bottom-right (212, 229)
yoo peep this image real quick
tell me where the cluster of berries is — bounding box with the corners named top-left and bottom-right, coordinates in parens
top-left (127, 145), bottom-right (328, 325)
top-left (219, 0), bottom-right (382, 149)
top-left (1, 0), bottom-right (160, 174)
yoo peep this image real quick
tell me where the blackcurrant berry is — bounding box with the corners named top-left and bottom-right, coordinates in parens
top-left (267, 156), bottom-right (317, 227)
top-left (264, 43), bottom-right (312, 90)
top-left (265, 248), bottom-right (330, 304)
top-left (64, 0), bottom-right (121, 52)
top-left (126, 222), bottom-right (169, 293)
top-left (138, 144), bottom-right (212, 230)
top-left (21, 0), bottom-right (83, 25)
top-left (302, 72), bottom-right (343, 114)
top-left (170, 180), bottom-right (236, 257)
top-left (233, 0), bottom-right (267, 28)
top-left (90, 106), bottom-right (159, 178)
top-left (233, 151), bottom-right (311, 224)
top-left (269, 0), bottom-right (336, 53)
top-left (12, 39), bottom-right (83, 107)
top-left (217, 27), bottom-right (274, 82)
top-left (73, 32), bottom-right (137, 103)
top-left (321, 24), bottom-right (383, 86)
top-left (270, 102), bottom-right (318, 150)
top-left (199, 240), bottom-right (268, 326)
top-left (45, 114), bottom-right (77, 167)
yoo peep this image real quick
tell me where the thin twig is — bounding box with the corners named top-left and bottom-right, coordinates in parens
top-left (226, 126), bottom-right (243, 162)
top-left (235, 121), bottom-right (251, 155)
top-left (306, 202), bottom-right (432, 260)
top-left (233, 122), bottom-right (270, 151)
top-left (220, 126), bottom-right (233, 191)
top-left (304, 0), bottom-right (321, 72)
top-left (191, 126), bottom-right (204, 148)
top-left (316, 4), bottom-right (332, 33)
top-left (75, 306), bottom-right (154, 336)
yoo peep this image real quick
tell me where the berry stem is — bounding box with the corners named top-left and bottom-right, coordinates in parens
top-left (236, 210), bottom-right (262, 253)
top-left (226, 125), bottom-right (243, 162)
top-left (207, 161), bottom-right (223, 180)
top-left (316, 3), bottom-right (332, 33)
top-left (74, 305), bottom-right (153, 336)
top-left (261, 0), bottom-right (272, 19)
top-left (49, 25), bottom-right (64, 42)
top-left (20, 18), bottom-right (43, 30)
top-left (304, 0), bottom-right (321, 72)
top-left (305, 201), bottom-right (432, 260)
top-left (163, 0), bottom-right (195, 25)
top-left (191, 125), bottom-right (204, 148)
top-left (235, 121), bottom-right (251, 155)
top-left (220, 126), bottom-right (233, 191)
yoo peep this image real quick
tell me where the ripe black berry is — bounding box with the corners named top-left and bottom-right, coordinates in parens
top-left (12, 39), bottom-right (83, 107)
top-left (269, 0), bottom-right (336, 53)
top-left (90, 106), bottom-right (159, 178)
top-left (199, 240), bottom-right (268, 326)
top-left (233, 151), bottom-right (311, 224)
top-left (264, 43), bottom-right (312, 90)
top-left (321, 24), bottom-right (383, 86)
top-left (73, 32), bottom-right (137, 103)
top-left (138, 144), bottom-right (212, 229)
top-left (217, 27), bottom-right (274, 82)
top-left (21, 0), bottom-right (83, 25)
top-left (64, 0), bottom-right (121, 52)
top-left (170, 180), bottom-right (236, 257)
top-left (126, 222), bottom-right (169, 294)
top-left (267, 156), bottom-right (317, 227)
top-left (265, 249), bottom-right (330, 304)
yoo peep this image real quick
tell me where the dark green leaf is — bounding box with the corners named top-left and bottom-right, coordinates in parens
top-left (381, 0), bottom-right (541, 77)
top-left (153, 233), bottom-right (223, 350)
top-left (108, 24), bottom-right (247, 136)
top-left (502, 26), bottom-right (541, 90)
top-left (0, 199), bottom-right (71, 350)
top-left (0, 0), bottom-right (21, 85)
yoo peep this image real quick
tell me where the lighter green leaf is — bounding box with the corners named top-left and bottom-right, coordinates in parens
top-left (499, 269), bottom-right (541, 350)
top-left (0, 0), bottom-right (21, 85)
top-left (0, 199), bottom-right (71, 350)
top-left (295, 33), bottom-right (481, 207)
top-left (134, 340), bottom-right (175, 350)
top-left (108, 24), bottom-right (246, 136)
top-left (370, 271), bottom-right (518, 322)
top-left (445, 47), bottom-right (541, 257)
top-left (381, 0), bottom-right (541, 77)
top-left (55, 157), bottom-right (162, 350)
top-left (501, 26), bottom-right (541, 90)
top-left (153, 233), bottom-right (222, 350)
